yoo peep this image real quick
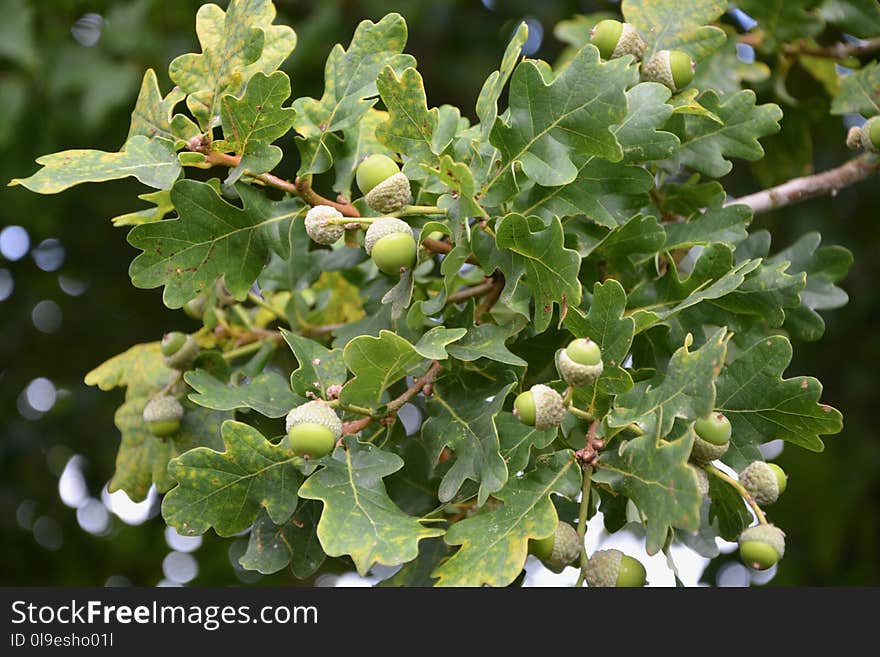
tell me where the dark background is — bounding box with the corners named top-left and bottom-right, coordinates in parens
top-left (0, 0), bottom-right (877, 586)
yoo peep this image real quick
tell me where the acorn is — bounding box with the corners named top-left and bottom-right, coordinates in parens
top-left (739, 461), bottom-right (787, 505)
top-left (556, 337), bottom-right (604, 387)
top-left (859, 116), bottom-right (880, 153)
top-left (738, 524), bottom-right (786, 570)
top-left (690, 412), bottom-right (731, 464)
top-left (641, 49), bottom-right (695, 91)
top-left (356, 154), bottom-right (400, 195)
top-left (364, 172), bottom-right (412, 213)
top-left (364, 217), bottom-right (417, 275)
top-left (584, 549), bottom-right (647, 587)
top-left (142, 395), bottom-right (184, 438)
top-left (529, 521), bottom-right (581, 573)
top-left (305, 205), bottom-right (345, 245)
top-left (590, 19), bottom-right (646, 60)
top-left (513, 384), bottom-right (565, 431)
top-left (161, 331), bottom-right (199, 371)
top-left (284, 401), bottom-right (343, 458)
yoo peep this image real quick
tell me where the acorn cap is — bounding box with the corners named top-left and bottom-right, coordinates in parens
top-left (543, 521), bottom-right (581, 573)
top-left (364, 217), bottom-right (413, 255)
top-left (285, 400), bottom-right (343, 440)
top-left (739, 523), bottom-right (786, 559)
top-left (691, 464), bottom-right (709, 497)
top-left (556, 348), bottom-right (604, 387)
top-left (739, 461), bottom-right (780, 505)
top-left (530, 384), bottom-right (565, 431)
top-left (613, 23), bottom-right (647, 59)
top-left (690, 434), bottom-right (729, 464)
top-left (305, 205), bottom-right (345, 245)
top-left (143, 395), bottom-right (184, 423)
top-left (162, 333), bottom-right (199, 371)
top-left (860, 117), bottom-right (880, 153)
top-left (584, 549), bottom-right (623, 588)
top-left (364, 172), bottom-right (412, 213)
top-left (642, 49), bottom-right (694, 91)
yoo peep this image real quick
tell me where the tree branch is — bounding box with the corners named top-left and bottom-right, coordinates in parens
top-left (726, 155), bottom-right (880, 215)
top-left (782, 37), bottom-right (880, 59)
top-left (201, 151), bottom-right (360, 217)
top-left (445, 278), bottom-right (495, 305)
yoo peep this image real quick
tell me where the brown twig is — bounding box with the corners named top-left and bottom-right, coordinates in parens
top-left (341, 361), bottom-right (444, 436)
top-left (445, 278), bottom-right (496, 305)
top-left (727, 155), bottom-right (880, 215)
top-left (475, 272), bottom-right (504, 324)
top-left (422, 237), bottom-right (453, 254)
top-left (782, 37), bottom-right (880, 59)
top-left (201, 151), bottom-right (360, 217)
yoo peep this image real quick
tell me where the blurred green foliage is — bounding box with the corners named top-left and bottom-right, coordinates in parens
top-left (0, 0), bottom-right (877, 586)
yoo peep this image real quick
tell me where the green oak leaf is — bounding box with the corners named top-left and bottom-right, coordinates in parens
top-left (446, 324), bottom-right (528, 367)
top-left (716, 336), bottom-right (843, 470)
top-left (432, 450), bottom-right (581, 587)
top-left (381, 268), bottom-right (414, 320)
top-left (616, 82), bottom-right (680, 162)
top-left (483, 44), bottom-right (635, 199)
top-left (496, 412), bottom-right (558, 474)
top-left (711, 259), bottom-right (805, 328)
top-left (84, 342), bottom-right (171, 398)
top-left (411, 327), bottom-right (467, 360)
top-left (298, 438), bottom-right (444, 575)
top-left (424, 155), bottom-right (486, 220)
top-left (670, 90), bottom-right (783, 178)
top-left (706, 469), bottom-right (751, 541)
top-left (10, 135), bottom-right (180, 194)
top-left (239, 504), bottom-right (325, 578)
top-left (476, 21), bottom-right (528, 140)
top-left (622, 0), bottom-right (727, 59)
top-left (185, 369), bottom-right (300, 418)
top-left (594, 431), bottom-right (702, 554)
top-left (111, 190), bottom-right (174, 227)
top-left (169, 0), bottom-right (296, 129)
top-left (281, 330), bottom-right (348, 400)
top-left (377, 538), bottom-right (449, 587)
top-left (293, 13), bottom-right (414, 175)
top-left (607, 328), bottom-right (728, 437)
top-left (128, 180), bottom-right (305, 308)
top-left (831, 62), bottom-right (880, 118)
top-left (376, 66), bottom-right (437, 161)
top-left (339, 330), bottom-right (427, 410)
top-left (564, 279), bottom-right (636, 387)
top-left (332, 108), bottom-right (392, 196)
top-left (663, 202), bottom-right (751, 250)
top-left (735, 0), bottom-right (824, 51)
top-left (127, 68), bottom-right (186, 146)
top-left (691, 28), bottom-right (771, 96)
top-left (111, 399), bottom-right (228, 501)
top-left (491, 213), bottom-right (583, 333)
top-left (162, 420), bottom-right (306, 536)
top-left (587, 214), bottom-right (666, 282)
top-left (421, 363), bottom-right (518, 504)
top-left (219, 71), bottom-right (296, 183)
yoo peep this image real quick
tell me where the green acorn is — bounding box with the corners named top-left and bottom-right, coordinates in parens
top-left (556, 337), bottom-right (604, 387)
top-left (690, 412), bottom-right (731, 464)
top-left (305, 205), bottom-right (345, 245)
top-left (738, 524), bottom-right (786, 570)
top-left (364, 217), bottom-right (417, 275)
top-left (161, 331), bottom-right (199, 371)
top-left (513, 384), bottom-right (565, 431)
top-left (739, 461), bottom-right (787, 505)
top-left (356, 153), bottom-right (400, 195)
top-left (584, 549), bottom-right (647, 587)
top-left (529, 521), bottom-right (581, 573)
top-left (365, 172), bottom-right (412, 213)
top-left (142, 395), bottom-right (184, 438)
top-left (860, 116), bottom-right (880, 153)
top-left (183, 294), bottom-right (207, 320)
top-left (641, 49), bottom-right (695, 91)
top-left (590, 19), bottom-right (646, 60)
top-left (284, 401), bottom-right (343, 459)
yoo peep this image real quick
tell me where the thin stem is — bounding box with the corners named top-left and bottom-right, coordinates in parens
top-left (567, 405), bottom-right (594, 421)
top-left (421, 236), bottom-right (452, 254)
top-left (389, 205), bottom-right (448, 217)
top-left (575, 465), bottom-right (593, 588)
top-left (445, 278), bottom-right (495, 305)
top-left (158, 371), bottom-right (183, 396)
top-left (338, 403), bottom-right (375, 417)
top-left (222, 338), bottom-right (279, 363)
top-left (782, 36), bottom-right (880, 59)
top-left (475, 272), bottom-right (504, 323)
top-left (247, 291), bottom-right (288, 324)
top-left (727, 154), bottom-right (880, 215)
top-left (199, 151), bottom-right (360, 217)
top-left (703, 464), bottom-right (768, 525)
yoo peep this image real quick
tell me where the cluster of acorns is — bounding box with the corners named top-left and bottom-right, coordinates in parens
top-left (141, 331), bottom-right (201, 438)
top-left (304, 154), bottom-right (418, 276)
top-left (691, 411), bottom-right (789, 571)
top-left (590, 18), bottom-right (696, 92)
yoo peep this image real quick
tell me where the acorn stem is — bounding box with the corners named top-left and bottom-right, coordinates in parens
top-left (567, 405), bottom-right (594, 421)
top-left (703, 464), bottom-right (769, 525)
top-left (247, 291), bottom-right (288, 323)
top-left (575, 465), bottom-right (593, 588)
top-left (389, 205), bottom-right (447, 217)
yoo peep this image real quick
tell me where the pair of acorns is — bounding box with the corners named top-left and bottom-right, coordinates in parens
top-left (590, 18), bottom-right (696, 91)
top-left (691, 412), bottom-right (789, 570)
top-left (527, 521), bottom-right (647, 586)
top-left (141, 331), bottom-right (201, 438)
top-left (305, 154), bottom-right (417, 276)
top-left (513, 337), bottom-right (604, 430)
